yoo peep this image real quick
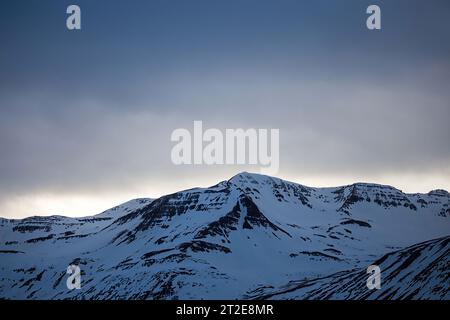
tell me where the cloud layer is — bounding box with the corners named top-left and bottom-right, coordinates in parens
top-left (1, 0), bottom-right (449, 217)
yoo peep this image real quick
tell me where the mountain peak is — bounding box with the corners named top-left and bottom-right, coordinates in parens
top-left (428, 189), bottom-right (449, 197)
top-left (228, 171), bottom-right (267, 184)
top-left (348, 182), bottom-right (402, 193)
top-left (227, 171), bottom-right (288, 189)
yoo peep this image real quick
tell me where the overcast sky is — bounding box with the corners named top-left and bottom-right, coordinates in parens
top-left (1, 0), bottom-right (449, 218)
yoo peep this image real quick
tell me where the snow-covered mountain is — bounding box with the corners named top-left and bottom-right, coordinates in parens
top-left (245, 235), bottom-right (450, 300)
top-left (0, 172), bottom-right (449, 299)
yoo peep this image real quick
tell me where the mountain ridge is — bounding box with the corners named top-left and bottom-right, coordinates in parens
top-left (1, 172), bottom-right (448, 221)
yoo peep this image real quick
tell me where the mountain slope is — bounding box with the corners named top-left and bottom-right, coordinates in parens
top-left (246, 235), bottom-right (450, 300)
top-left (0, 172), bottom-right (449, 299)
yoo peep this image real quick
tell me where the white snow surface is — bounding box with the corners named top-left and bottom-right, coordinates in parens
top-left (0, 172), bottom-right (449, 299)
